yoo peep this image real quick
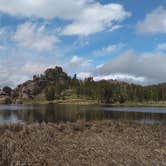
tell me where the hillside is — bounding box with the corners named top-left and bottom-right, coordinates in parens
top-left (1, 66), bottom-right (166, 105)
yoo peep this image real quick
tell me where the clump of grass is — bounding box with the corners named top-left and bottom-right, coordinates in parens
top-left (0, 123), bottom-right (23, 135)
top-left (0, 120), bottom-right (166, 165)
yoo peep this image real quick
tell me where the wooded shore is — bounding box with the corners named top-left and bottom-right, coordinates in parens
top-left (0, 120), bottom-right (166, 165)
top-left (21, 98), bottom-right (166, 107)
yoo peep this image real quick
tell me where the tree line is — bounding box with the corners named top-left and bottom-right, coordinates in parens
top-left (2, 66), bottom-right (166, 104)
top-left (42, 67), bottom-right (166, 103)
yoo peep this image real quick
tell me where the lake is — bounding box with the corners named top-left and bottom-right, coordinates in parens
top-left (0, 104), bottom-right (166, 124)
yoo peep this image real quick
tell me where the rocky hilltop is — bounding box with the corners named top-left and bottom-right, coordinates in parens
top-left (0, 66), bottom-right (73, 104)
top-left (2, 66), bottom-right (166, 105)
top-left (15, 66), bottom-right (71, 103)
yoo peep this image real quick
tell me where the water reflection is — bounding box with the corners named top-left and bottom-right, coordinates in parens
top-left (0, 104), bottom-right (166, 124)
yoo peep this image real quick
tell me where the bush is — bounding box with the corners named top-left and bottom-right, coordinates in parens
top-left (45, 86), bottom-right (55, 101)
top-left (3, 86), bottom-right (12, 96)
top-left (5, 97), bottom-right (12, 104)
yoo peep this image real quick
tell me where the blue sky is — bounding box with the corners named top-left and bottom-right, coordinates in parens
top-left (0, 0), bottom-right (166, 87)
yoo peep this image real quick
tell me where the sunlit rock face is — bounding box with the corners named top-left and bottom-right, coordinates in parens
top-left (15, 66), bottom-right (71, 101)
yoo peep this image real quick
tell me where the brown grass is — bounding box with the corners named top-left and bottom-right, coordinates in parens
top-left (0, 120), bottom-right (166, 166)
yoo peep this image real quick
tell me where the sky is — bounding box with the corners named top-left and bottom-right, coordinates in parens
top-left (0, 0), bottom-right (166, 88)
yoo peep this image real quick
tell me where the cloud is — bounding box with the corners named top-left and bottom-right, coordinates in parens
top-left (69, 55), bottom-right (92, 68)
top-left (157, 43), bottom-right (166, 51)
top-left (13, 22), bottom-right (59, 51)
top-left (93, 43), bottom-right (125, 56)
top-left (70, 56), bottom-right (82, 65)
top-left (0, 63), bottom-right (30, 88)
top-left (0, 45), bottom-right (4, 49)
top-left (0, 27), bottom-right (12, 42)
top-left (0, 49), bottom-right (63, 88)
top-left (22, 63), bottom-right (52, 75)
top-left (109, 25), bottom-right (122, 32)
top-left (137, 6), bottom-right (166, 34)
top-left (0, 60), bottom-right (58, 88)
top-left (95, 50), bottom-right (166, 85)
top-left (0, 0), bottom-right (87, 19)
top-left (102, 44), bottom-right (124, 54)
top-left (0, 0), bottom-right (130, 36)
top-left (77, 72), bottom-right (91, 79)
top-left (94, 74), bottom-right (146, 85)
top-left (96, 64), bottom-right (104, 69)
top-left (62, 3), bottom-right (131, 36)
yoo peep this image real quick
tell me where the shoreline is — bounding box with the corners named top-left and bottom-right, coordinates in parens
top-left (0, 120), bottom-right (166, 165)
top-left (19, 98), bottom-right (166, 107)
top-left (112, 101), bottom-right (166, 107)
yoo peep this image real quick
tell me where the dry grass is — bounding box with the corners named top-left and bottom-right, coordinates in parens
top-left (0, 120), bottom-right (166, 166)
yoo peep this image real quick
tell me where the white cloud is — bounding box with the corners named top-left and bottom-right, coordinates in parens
top-left (0, 63), bottom-right (30, 88)
top-left (22, 63), bottom-right (52, 75)
top-left (70, 56), bottom-right (82, 65)
top-left (0, 45), bottom-right (4, 49)
top-left (102, 43), bottom-right (125, 53)
top-left (96, 64), bottom-right (104, 69)
top-left (69, 55), bottom-right (92, 70)
top-left (13, 22), bottom-right (59, 51)
top-left (93, 43), bottom-right (125, 56)
top-left (0, 27), bottom-right (11, 42)
top-left (0, 62), bottom-right (65, 88)
top-left (137, 6), bottom-right (166, 34)
top-left (62, 3), bottom-right (131, 36)
top-left (0, 59), bottom-right (60, 88)
top-left (0, 49), bottom-right (63, 88)
top-left (94, 73), bottom-right (146, 85)
top-left (157, 43), bottom-right (166, 51)
top-left (0, 0), bottom-right (87, 19)
top-left (0, 0), bottom-right (130, 36)
top-left (103, 44), bottom-right (121, 53)
top-left (77, 72), bottom-right (91, 79)
top-left (95, 50), bottom-right (166, 85)
top-left (0, 28), bottom-right (6, 36)
top-left (109, 25), bottom-right (122, 32)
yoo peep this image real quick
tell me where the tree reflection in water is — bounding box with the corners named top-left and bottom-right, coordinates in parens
top-left (0, 104), bottom-right (166, 124)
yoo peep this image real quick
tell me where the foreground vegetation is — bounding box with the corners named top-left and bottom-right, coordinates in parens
top-left (2, 66), bottom-right (166, 106)
top-left (0, 120), bottom-right (166, 165)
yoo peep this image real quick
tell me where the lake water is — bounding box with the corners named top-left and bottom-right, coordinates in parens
top-left (0, 104), bottom-right (166, 124)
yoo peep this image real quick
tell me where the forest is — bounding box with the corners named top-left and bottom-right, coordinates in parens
top-left (1, 66), bottom-right (166, 104)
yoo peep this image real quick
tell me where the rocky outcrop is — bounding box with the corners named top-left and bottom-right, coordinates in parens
top-left (14, 66), bottom-right (71, 101)
top-left (60, 89), bottom-right (74, 96)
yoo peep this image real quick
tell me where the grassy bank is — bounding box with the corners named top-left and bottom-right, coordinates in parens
top-left (22, 95), bottom-right (98, 105)
top-left (112, 101), bottom-right (166, 107)
top-left (0, 120), bottom-right (166, 165)
top-left (21, 97), bottom-right (166, 108)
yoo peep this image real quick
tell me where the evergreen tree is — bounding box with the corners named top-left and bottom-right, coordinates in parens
top-left (45, 86), bottom-right (55, 101)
